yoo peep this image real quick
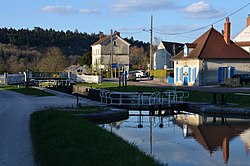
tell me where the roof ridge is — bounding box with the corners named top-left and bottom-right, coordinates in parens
top-left (197, 28), bottom-right (214, 59)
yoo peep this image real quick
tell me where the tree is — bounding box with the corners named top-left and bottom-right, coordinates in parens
top-left (68, 55), bottom-right (81, 65)
top-left (80, 52), bottom-right (92, 67)
top-left (129, 46), bottom-right (149, 69)
top-left (37, 47), bottom-right (69, 72)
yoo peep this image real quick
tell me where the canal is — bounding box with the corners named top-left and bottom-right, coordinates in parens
top-left (101, 110), bottom-right (250, 166)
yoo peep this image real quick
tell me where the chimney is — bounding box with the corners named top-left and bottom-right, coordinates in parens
top-left (247, 14), bottom-right (250, 27)
top-left (114, 31), bottom-right (120, 37)
top-left (224, 17), bottom-right (231, 44)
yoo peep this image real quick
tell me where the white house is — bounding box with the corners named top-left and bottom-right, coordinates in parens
top-left (153, 41), bottom-right (183, 70)
top-left (172, 17), bottom-right (250, 86)
top-left (234, 14), bottom-right (250, 53)
top-left (91, 32), bottom-right (130, 72)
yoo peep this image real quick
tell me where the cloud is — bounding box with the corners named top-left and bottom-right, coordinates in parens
top-left (111, 0), bottom-right (177, 12)
top-left (41, 5), bottom-right (74, 14)
top-left (78, 9), bottom-right (99, 14)
top-left (184, 1), bottom-right (225, 19)
top-left (41, 5), bottom-right (99, 15)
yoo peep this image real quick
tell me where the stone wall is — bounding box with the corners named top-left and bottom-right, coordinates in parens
top-left (70, 73), bottom-right (102, 84)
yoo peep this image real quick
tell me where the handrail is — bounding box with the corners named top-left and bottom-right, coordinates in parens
top-left (99, 89), bottom-right (189, 106)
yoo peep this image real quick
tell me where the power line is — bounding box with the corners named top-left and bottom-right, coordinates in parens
top-left (152, 2), bottom-right (250, 36)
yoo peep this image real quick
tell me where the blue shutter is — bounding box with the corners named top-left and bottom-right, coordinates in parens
top-left (180, 68), bottom-right (183, 82)
top-left (218, 67), bottom-right (223, 83)
top-left (188, 67), bottom-right (191, 82)
top-left (229, 67), bottom-right (235, 78)
top-left (175, 67), bottom-right (178, 82)
top-left (193, 67), bottom-right (196, 82)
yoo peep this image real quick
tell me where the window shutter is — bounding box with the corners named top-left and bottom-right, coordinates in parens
top-left (218, 67), bottom-right (223, 83)
top-left (193, 67), bottom-right (196, 82)
top-left (188, 67), bottom-right (191, 82)
top-left (180, 68), bottom-right (183, 82)
top-left (176, 67), bottom-right (178, 82)
top-left (229, 67), bottom-right (235, 78)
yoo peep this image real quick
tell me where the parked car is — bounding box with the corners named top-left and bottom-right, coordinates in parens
top-left (120, 71), bottom-right (136, 81)
top-left (133, 70), bottom-right (147, 78)
top-left (232, 74), bottom-right (250, 84)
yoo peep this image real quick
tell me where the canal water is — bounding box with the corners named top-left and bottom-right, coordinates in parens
top-left (101, 110), bottom-right (250, 166)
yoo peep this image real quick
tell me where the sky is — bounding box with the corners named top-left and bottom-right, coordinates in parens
top-left (0, 0), bottom-right (250, 44)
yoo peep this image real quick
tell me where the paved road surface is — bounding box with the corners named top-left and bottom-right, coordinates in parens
top-left (0, 89), bottom-right (101, 166)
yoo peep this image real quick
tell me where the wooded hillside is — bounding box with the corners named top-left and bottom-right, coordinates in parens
top-left (0, 27), bottom-right (149, 73)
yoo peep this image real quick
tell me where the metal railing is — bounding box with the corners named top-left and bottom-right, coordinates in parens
top-left (99, 89), bottom-right (189, 106)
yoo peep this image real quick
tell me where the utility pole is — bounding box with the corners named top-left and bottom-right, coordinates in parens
top-left (150, 15), bottom-right (153, 72)
top-left (110, 29), bottom-right (113, 78)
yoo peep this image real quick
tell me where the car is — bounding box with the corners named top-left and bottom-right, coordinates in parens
top-left (133, 70), bottom-right (147, 78)
top-left (120, 71), bottom-right (136, 81)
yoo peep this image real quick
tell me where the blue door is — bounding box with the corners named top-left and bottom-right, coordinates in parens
top-left (184, 76), bottom-right (188, 85)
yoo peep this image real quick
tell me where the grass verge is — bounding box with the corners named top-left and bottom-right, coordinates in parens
top-left (0, 85), bottom-right (53, 96)
top-left (31, 110), bottom-right (163, 166)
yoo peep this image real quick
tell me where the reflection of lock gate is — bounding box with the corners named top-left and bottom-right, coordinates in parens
top-left (100, 90), bottom-right (189, 108)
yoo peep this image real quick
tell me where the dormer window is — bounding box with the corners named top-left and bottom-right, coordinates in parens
top-left (184, 45), bottom-right (189, 57)
top-left (113, 40), bottom-right (118, 47)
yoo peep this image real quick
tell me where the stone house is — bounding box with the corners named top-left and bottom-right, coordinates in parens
top-left (91, 32), bottom-right (130, 72)
top-left (153, 41), bottom-right (183, 69)
top-left (234, 14), bottom-right (250, 53)
top-left (172, 17), bottom-right (250, 86)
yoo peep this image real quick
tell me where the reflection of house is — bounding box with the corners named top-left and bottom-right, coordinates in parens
top-left (240, 129), bottom-right (250, 156)
top-left (91, 32), bottom-right (130, 72)
top-left (176, 114), bottom-right (250, 164)
top-left (234, 15), bottom-right (250, 53)
top-left (153, 41), bottom-right (183, 69)
top-left (172, 17), bottom-right (250, 86)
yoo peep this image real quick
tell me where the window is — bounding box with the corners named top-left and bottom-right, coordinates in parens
top-left (113, 40), bottom-right (118, 47)
top-left (184, 45), bottom-right (189, 57)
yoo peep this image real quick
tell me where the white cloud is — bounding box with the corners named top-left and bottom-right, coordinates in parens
top-left (41, 5), bottom-right (99, 15)
top-left (78, 9), bottom-right (99, 14)
top-left (184, 1), bottom-right (225, 19)
top-left (111, 0), bottom-right (176, 12)
top-left (41, 6), bottom-right (74, 14)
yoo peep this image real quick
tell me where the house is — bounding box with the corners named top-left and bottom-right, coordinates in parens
top-left (234, 14), bottom-right (250, 53)
top-left (172, 17), bottom-right (250, 86)
top-left (153, 41), bottom-right (183, 70)
top-left (65, 64), bottom-right (83, 73)
top-left (91, 32), bottom-right (130, 72)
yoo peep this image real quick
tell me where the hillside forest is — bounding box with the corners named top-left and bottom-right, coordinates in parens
top-left (0, 27), bottom-right (149, 73)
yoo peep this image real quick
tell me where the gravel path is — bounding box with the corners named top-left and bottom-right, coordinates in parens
top-left (0, 89), bottom-right (102, 166)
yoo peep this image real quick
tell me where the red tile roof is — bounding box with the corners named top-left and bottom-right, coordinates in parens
top-left (172, 27), bottom-right (250, 60)
top-left (235, 41), bottom-right (250, 47)
top-left (91, 35), bottom-right (111, 46)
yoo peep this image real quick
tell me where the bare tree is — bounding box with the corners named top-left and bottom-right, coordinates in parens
top-left (129, 46), bottom-right (149, 69)
top-left (37, 47), bottom-right (69, 72)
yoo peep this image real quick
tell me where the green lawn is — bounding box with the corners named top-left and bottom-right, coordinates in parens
top-left (31, 110), bottom-right (163, 166)
top-left (77, 82), bottom-right (250, 107)
top-left (0, 85), bottom-right (54, 96)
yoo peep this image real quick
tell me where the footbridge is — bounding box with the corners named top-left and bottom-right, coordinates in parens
top-left (100, 90), bottom-right (189, 110)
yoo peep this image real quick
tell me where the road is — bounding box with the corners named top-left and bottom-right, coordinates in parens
top-left (0, 89), bottom-right (101, 166)
top-left (0, 90), bottom-right (35, 166)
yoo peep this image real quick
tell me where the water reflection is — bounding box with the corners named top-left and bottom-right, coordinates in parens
top-left (101, 111), bottom-right (250, 166)
top-left (175, 113), bottom-right (250, 164)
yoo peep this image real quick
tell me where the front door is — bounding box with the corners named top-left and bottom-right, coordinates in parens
top-left (183, 76), bottom-right (188, 85)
